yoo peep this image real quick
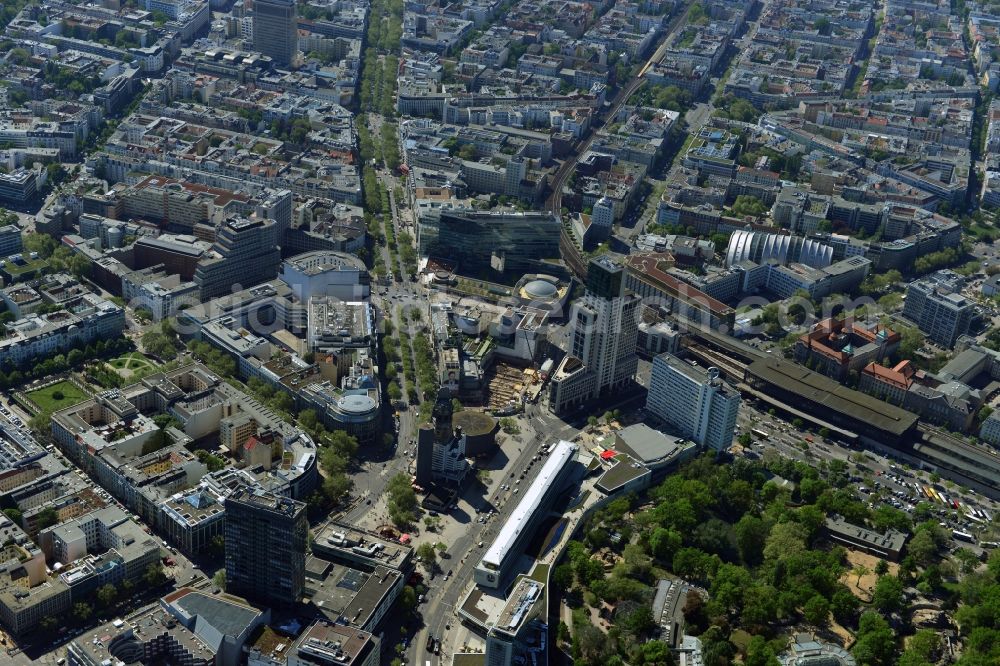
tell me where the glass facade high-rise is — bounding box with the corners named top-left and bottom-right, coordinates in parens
top-left (418, 210), bottom-right (560, 274)
top-left (548, 257), bottom-right (639, 413)
top-left (253, 0), bottom-right (298, 67)
top-left (224, 486), bottom-right (307, 606)
top-left (572, 257), bottom-right (638, 392)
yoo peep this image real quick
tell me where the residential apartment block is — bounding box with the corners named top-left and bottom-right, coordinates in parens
top-left (903, 270), bottom-right (975, 348)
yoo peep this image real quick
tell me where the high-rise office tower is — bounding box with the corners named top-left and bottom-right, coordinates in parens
top-left (256, 188), bottom-right (294, 245)
top-left (253, 0), bottom-right (298, 67)
top-left (589, 196), bottom-right (614, 242)
top-left (646, 352), bottom-right (741, 451)
top-left (548, 256), bottom-right (639, 413)
top-left (194, 217), bottom-right (282, 299)
top-left (902, 269), bottom-right (973, 348)
top-left (225, 486), bottom-right (307, 606)
top-left (573, 255), bottom-right (640, 388)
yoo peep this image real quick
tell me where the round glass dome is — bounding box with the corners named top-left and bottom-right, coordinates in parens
top-left (523, 279), bottom-right (558, 299)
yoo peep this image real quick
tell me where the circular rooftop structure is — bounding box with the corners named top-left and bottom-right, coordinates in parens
top-left (523, 279), bottom-right (558, 299)
top-left (337, 393), bottom-right (377, 415)
top-left (515, 274), bottom-right (568, 312)
top-left (453, 410), bottom-right (498, 437)
top-left (285, 250), bottom-right (366, 272)
top-left (453, 410), bottom-right (499, 457)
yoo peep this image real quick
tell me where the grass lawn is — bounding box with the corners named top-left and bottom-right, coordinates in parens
top-left (109, 352), bottom-right (157, 371)
top-left (27, 381), bottom-right (89, 413)
top-left (528, 563), bottom-right (550, 583)
top-left (2, 257), bottom-right (49, 279)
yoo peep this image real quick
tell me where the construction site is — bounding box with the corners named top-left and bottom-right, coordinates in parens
top-left (483, 362), bottom-right (545, 414)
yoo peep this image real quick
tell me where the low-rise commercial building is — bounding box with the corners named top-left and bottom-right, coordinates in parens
top-left (248, 620), bottom-right (380, 666)
top-left (824, 516), bottom-right (908, 561)
top-left (475, 440), bottom-right (580, 588)
top-left (0, 504), bottom-right (159, 636)
top-left (280, 250), bottom-right (370, 302)
top-left (624, 252), bottom-right (735, 331)
top-left (0, 513), bottom-right (61, 635)
top-left (50, 363), bottom-right (318, 559)
top-left (311, 523), bottom-right (413, 574)
top-left (301, 557), bottom-right (403, 632)
top-left (0, 294), bottom-right (125, 368)
top-left (68, 586), bottom-right (268, 666)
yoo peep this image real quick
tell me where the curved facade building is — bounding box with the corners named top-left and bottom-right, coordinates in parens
top-left (280, 250), bottom-right (370, 302)
top-left (300, 379), bottom-right (382, 447)
top-left (513, 273), bottom-right (571, 318)
top-left (331, 391), bottom-right (381, 444)
top-left (725, 230), bottom-right (833, 269)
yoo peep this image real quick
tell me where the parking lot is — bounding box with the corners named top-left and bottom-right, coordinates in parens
top-left (737, 404), bottom-right (1000, 556)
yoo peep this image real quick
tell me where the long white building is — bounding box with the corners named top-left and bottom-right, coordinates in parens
top-left (475, 440), bottom-right (579, 589)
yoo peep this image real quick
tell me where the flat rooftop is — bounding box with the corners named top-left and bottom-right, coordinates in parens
top-left (825, 516), bottom-right (907, 552)
top-left (309, 299), bottom-right (371, 339)
top-left (304, 558), bottom-right (400, 628)
top-left (596, 457), bottom-right (650, 494)
top-left (459, 586), bottom-right (505, 626)
top-left (746, 357), bottom-right (919, 437)
top-left (914, 433), bottom-right (1000, 485)
top-left (495, 577), bottom-right (544, 635)
top-left (227, 485), bottom-right (305, 518)
top-left (0, 422), bottom-right (44, 470)
top-left (614, 423), bottom-right (688, 464)
top-left (312, 522), bottom-right (412, 570)
top-left (165, 587), bottom-right (263, 640)
top-left (481, 440), bottom-right (577, 569)
top-left (292, 621), bottom-right (377, 666)
top-left (70, 606), bottom-right (214, 665)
